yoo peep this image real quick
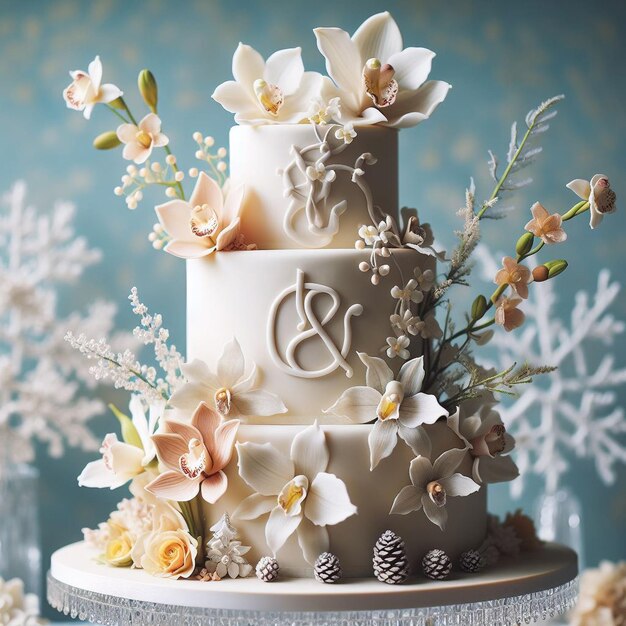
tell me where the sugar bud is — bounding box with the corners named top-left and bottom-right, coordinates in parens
top-left (532, 265), bottom-right (549, 282)
top-left (109, 96), bottom-right (125, 110)
top-left (93, 130), bottom-right (121, 150)
top-left (545, 259), bottom-right (568, 279)
top-left (471, 295), bottom-right (488, 321)
top-left (515, 232), bottom-right (534, 256)
top-left (138, 69), bottom-right (158, 112)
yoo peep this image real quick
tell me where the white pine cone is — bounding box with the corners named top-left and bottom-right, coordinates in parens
top-left (255, 556), bottom-right (279, 582)
top-left (373, 530), bottom-right (409, 584)
top-left (422, 549), bottom-right (452, 580)
top-left (314, 552), bottom-right (342, 584)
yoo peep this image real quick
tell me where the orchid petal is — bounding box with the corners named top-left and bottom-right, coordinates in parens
top-left (314, 27), bottom-right (363, 108)
top-left (384, 80), bottom-right (451, 128)
top-left (305, 472), bottom-right (357, 526)
top-left (438, 472), bottom-right (480, 497)
top-left (473, 455), bottom-right (519, 484)
top-left (233, 493), bottom-right (276, 520)
top-left (168, 382), bottom-right (212, 411)
top-left (181, 359), bottom-right (220, 388)
top-left (139, 112), bottom-right (161, 135)
top-left (164, 419), bottom-right (202, 444)
top-left (409, 455), bottom-right (434, 488)
top-left (390, 485), bottom-right (422, 515)
top-left (398, 424), bottom-right (431, 458)
top-left (116, 123), bottom-right (138, 143)
top-left (145, 469), bottom-right (201, 501)
top-left (77, 459), bottom-right (125, 489)
top-left (232, 43), bottom-right (266, 90)
top-left (566, 179), bottom-right (591, 200)
top-left (433, 447), bottom-right (468, 477)
top-left (387, 47), bottom-right (435, 90)
top-left (191, 402), bottom-right (223, 451)
top-left (152, 433), bottom-right (190, 471)
top-left (232, 388), bottom-right (287, 418)
top-left (190, 171), bottom-right (223, 214)
top-left (209, 419), bottom-right (239, 471)
top-left (324, 386), bottom-right (381, 423)
top-left (155, 200), bottom-right (196, 242)
top-left (222, 183), bottom-right (245, 223)
top-left (218, 337), bottom-right (245, 388)
top-left (98, 83), bottom-right (123, 103)
top-left (109, 441), bottom-right (144, 475)
top-left (122, 142), bottom-right (148, 163)
top-left (398, 356), bottom-right (426, 396)
top-left (201, 470), bottom-right (228, 504)
top-left (232, 362), bottom-right (258, 394)
top-left (237, 441), bottom-right (294, 495)
top-left (88, 55), bottom-right (103, 89)
top-left (353, 11), bottom-right (403, 64)
top-left (357, 352), bottom-right (394, 393)
top-left (297, 518), bottom-right (329, 566)
top-left (266, 506), bottom-right (302, 556)
top-left (291, 422), bottom-right (329, 478)
top-left (274, 72), bottom-right (325, 122)
top-left (212, 80), bottom-right (252, 114)
top-left (215, 217), bottom-right (241, 251)
top-left (398, 392), bottom-right (447, 427)
top-left (368, 418), bottom-right (398, 470)
top-left (264, 47), bottom-right (304, 96)
top-left (421, 492), bottom-right (447, 530)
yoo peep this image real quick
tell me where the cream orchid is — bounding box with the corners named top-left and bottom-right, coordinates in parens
top-left (495, 296), bottom-right (525, 332)
top-left (146, 402), bottom-right (238, 503)
top-left (77, 395), bottom-right (161, 489)
top-left (314, 12), bottom-right (450, 127)
top-left (567, 174), bottom-right (617, 229)
top-left (169, 338), bottom-right (287, 420)
top-left (494, 256), bottom-right (532, 299)
top-left (62, 55), bottom-right (123, 119)
top-left (447, 398), bottom-right (519, 484)
top-left (390, 448), bottom-right (480, 529)
top-left (233, 422), bottom-right (356, 564)
top-left (116, 113), bottom-right (169, 164)
top-left (524, 202), bottom-right (567, 244)
top-left (324, 353), bottom-right (447, 469)
top-left (155, 172), bottom-right (245, 259)
top-left (212, 43), bottom-right (325, 124)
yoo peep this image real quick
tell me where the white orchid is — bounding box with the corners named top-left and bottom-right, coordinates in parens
top-left (117, 113), bottom-right (169, 164)
top-left (77, 395), bottom-right (162, 489)
top-left (169, 338), bottom-right (287, 420)
top-left (314, 12), bottom-right (450, 127)
top-left (212, 43), bottom-right (325, 124)
top-left (62, 55), bottom-right (122, 120)
top-left (447, 398), bottom-right (519, 485)
top-left (233, 422), bottom-right (356, 564)
top-left (567, 174), bottom-right (617, 229)
top-left (324, 353), bottom-right (447, 469)
top-left (390, 448), bottom-right (480, 529)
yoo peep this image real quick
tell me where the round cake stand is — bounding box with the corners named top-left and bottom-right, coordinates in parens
top-left (48, 542), bottom-right (578, 626)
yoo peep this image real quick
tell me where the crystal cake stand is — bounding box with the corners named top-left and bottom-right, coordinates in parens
top-left (48, 542), bottom-right (578, 626)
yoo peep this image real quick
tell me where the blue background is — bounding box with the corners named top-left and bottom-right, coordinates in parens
top-left (0, 0), bottom-right (624, 618)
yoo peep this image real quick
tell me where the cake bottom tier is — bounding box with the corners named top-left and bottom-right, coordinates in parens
top-left (205, 422), bottom-right (487, 578)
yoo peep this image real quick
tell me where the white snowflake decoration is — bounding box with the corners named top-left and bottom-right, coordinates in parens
top-left (0, 182), bottom-right (133, 463)
top-left (476, 245), bottom-right (626, 497)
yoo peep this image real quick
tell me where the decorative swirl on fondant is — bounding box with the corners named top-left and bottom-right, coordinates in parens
top-left (267, 269), bottom-right (363, 379)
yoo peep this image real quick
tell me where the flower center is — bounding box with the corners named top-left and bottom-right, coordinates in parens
top-left (253, 79), bottom-right (284, 115)
top-left (179, 437), bottom-right (208, 479)
top-left (278, 475), bottom-right (309, 516)
top-left (485, 424), bottom-right (506, 456)
top-left (190, 204), bottom-right (220, 239)
top-left (100, 434), bottom-right (118, 471)
top-left (214, 387), bottom-right (232, 416)
top-left (135, 130), bottom-right (153, 149)
top-left (377, 381), bottom-right (405, 421)
top-left (363, 58), bottom-right (398, 108)
top-left (427, 481), bottom-right (447, 507)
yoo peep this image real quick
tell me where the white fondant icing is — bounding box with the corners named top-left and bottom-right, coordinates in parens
top-left (267, 268), bottom-right (363, 379)
top-left (187, 249), bottom-right (433, 421)
top-left (230, 125), bottom-right (399, 249)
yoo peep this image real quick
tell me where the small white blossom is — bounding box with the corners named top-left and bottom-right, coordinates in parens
top-left (386, 335), bottom-right (411, 360)
top-left (414, 266), bottom-right (435, 292)
top-left (305, 162), bottom-right (336, 183)
top-left (390, 310), bottom-right (424, 336)
top-left (334, 123), bottom-right (357, 144)
top-left (391, 279), bottom-right (424, 304)
top-left (307, 96), bottom-right (341, 125)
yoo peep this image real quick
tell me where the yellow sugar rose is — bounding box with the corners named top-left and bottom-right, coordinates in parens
top-left (142, 529), bottom-right (197, 579)
top-left (104, 532), bottom-right (134, 567)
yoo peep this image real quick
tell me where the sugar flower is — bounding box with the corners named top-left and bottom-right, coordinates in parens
top-left (78, 395), bottom-right (161, 489)
top-left (334, 123), bottom-right (357, 144)
top-left (140, 527), bottom-right (198, 579)
top-left (116, 113), bottom-right (169, 164)
top-left (494, 256), bottom-right (532, 299)
top-left (325, 354), bottom-right (447, 469)
top-left (169, 337), bottom-right (287, 420)
top-left (212, 43), bottom-right (325, 124)
top-left (0, 577), bottom-right (47, 626)
top-left (495, 296), bottom-right (525, 332)
top-left (390, 448), bottom-right (480, 529)
top-left (307, 96), bottom-right (341, 125)
top-left (233, 422), bottom-right (357, 564)
top-left (391, 279), bottom-right (424, 304)
top-left (155, 172), bottom-right (245, 259)
top-left (524, 202), bottom-right (567, 244)
top-left (386, 335), bottom-right (411, 359)
top-left (63, 55), bottom-right (122, 119)
top-left (401, 209), bottom-right (445, 259)
top-left (314, 12), bottom-right (450, 127)
top-left (447, 397), bottom-right (519, 484)
top-left (390, 310), bottom-right (424, 336)
top-left (567, 174), bottom-right (617, 230)
top-left (146, 402), bottom-right (238, 503)
top-left (414, 266), bottom-right (434, 292)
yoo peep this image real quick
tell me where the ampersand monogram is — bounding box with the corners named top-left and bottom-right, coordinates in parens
top-left (267, 269), bottom-right (363, 379)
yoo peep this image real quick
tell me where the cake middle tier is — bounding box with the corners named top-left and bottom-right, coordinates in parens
top-left (230, 124), bottom-right (399, 250)
top-left (187, 248), bottom-right (430, 422)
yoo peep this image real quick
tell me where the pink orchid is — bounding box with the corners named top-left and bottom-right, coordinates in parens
top-left (116, 113), bottom-right (169, 164)
top-left (146, 402), bottom-right (239, 504)
top-left (155, 172), bottom-right (245, 259)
